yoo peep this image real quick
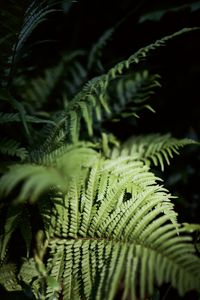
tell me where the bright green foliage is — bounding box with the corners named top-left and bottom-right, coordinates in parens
top-left (110, 133), bottom-right (198, 171)
top-left (2, 156), bottom-right (200, 299)
top-left (0, 144), bottom-right (99, 203)
top-left (0, 2), bottom-right (200, 299)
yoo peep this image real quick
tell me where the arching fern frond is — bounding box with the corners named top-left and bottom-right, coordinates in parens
top-left (42, 157), bottom-right (200, 300)
top-left (0, 112), bottom-right (55, 125)
top-left (0, 144), bottom-right (99, 203)
top-left (17, 28), bottom-right (196, 147)
top-left (62, 28), bottom-right (198, 143)
top-left (0, 138), bottom-right (28, 160)
top-left (110, 133), bottom-right (198, 171)
top-left (87, 27), bottom-right (114, 72)
top-left (19, 50), bottom-right (86, 110)
top-left (0, 204), bottom-right (32, 261)
top-left (109, 70), bottom-right (160, 118)
top-left (63, 70), bottom-right (160, 142)
top-left (0, 0), bottom-right (58, 86)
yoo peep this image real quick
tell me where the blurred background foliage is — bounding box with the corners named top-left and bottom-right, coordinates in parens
top-left (0, 0), bottom-right (200, 299)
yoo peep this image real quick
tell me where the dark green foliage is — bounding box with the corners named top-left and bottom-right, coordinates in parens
top-left (0, 1), bottom-right (200, 299)
top-left (0, 0), bottom-right (58, 87)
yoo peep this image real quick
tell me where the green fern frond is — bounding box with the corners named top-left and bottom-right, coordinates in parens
top-left (0, 144), bottom-right (99, 203)
top-left (19, 258), bottom-right (39, 285)
top-left (111, 133), bottom-right (198, 171)
top-left (0, 163), bottom-right (67, 203)
top-left (139, 2), bottom-right (200, 23)
top-left (20, 28), bottom-right (196, 147)
top-left (64, 69), bottom-right (160, 141)
top-left (87, 27), bottom-right (114, 71)
top-left (0, 205), bottom-right (21, 261)
top-left (62, 28), bottom-right (197, 143)
top-left (0, 0), bottom-right (58, 86)
top-left (42, 157), bottom-right (200, 300)
top-left (109, 70), bottom-right (160, 118)
top-left (19, 50), bottom-right (86, 109)
top-left (73, 28), bottom-right (198, 107)
top-left (0, 138), bottom-right (28, 160)
top-left (0, 204), bottom-right (32, 261)
top-left (0, 112), bottom-right (55, 124)
top-left (0, 263), bottom-right (22, 291)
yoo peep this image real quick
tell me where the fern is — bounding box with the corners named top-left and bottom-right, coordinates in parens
top-left (40, 157), bottom-right (200, 299)
top-left (0, 144), bottom-right (99, 203)
top-left (109, 70), bottom-right (160, 118)
top-left (0, 0), bottom-right (58, 86)
top-left (26, 28), bottom-right (191, 147)
top-left (0, 112), bottom-right (54, 124)
top-left (0, 203), bottom-right (32, 261)
top-left (18, 50), bottom-right (86, 110)
top-left (1, 155), bottom-right (199, 299)
top-left (0, 263), bottom-right (22, 291)
top-left (0, 8), bottom-right (199, 299)
top-left (110, 133), bottom-right (198, 171)
top-left (139, 2), bottom-right (200, 23)
top-left (0, 138), bottom-right (28, 160)
top-left (62, 28), bottom-right (198, 143)
top-left (87, 27), bottom-right (114, 72)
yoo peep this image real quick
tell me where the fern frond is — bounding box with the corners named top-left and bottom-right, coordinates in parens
top-left (0, 138), bottom-right (28, 160)
top-left (0, 112), bottom-right (54, 124)
top-left (109, 70), bottom-right (160, 118)
top-left (63, 28), bottom-right (197, 143)
top-left (19, 50), bottom-right (86, 109)
top-left (0, 204), bottom-right (32, 261)
top-left (0, 263), bottom-right (22, 291)
top-left (139, 2), bottom-right (200, 23)
top-left (0, 164), bottom-right (66, 204)
top-left (19, 258), bottom-right (39, 285)
top-left (0, 144), bottom-right (99, 203)
top-left (112, 133), bottom-right (198, 171)
top-left (0, 205), bottom-right (21, 261)
top-left (43, 157), bottom-right (200, 299)
top-left (87, 27), bottom-right (114, 71)
top-left (0, 0), bottom-right (58, 86)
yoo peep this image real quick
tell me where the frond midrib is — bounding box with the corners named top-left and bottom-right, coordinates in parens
top-left (49, 235), bottom-right (199, 280)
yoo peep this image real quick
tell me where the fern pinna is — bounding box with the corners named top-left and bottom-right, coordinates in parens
top-left (0, 0), bottom-right (200, 298)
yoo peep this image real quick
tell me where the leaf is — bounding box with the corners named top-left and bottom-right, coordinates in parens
top-left (0, 138), bottom-right (28, 160)
top-left (111, 133), bottom-right (198, 171)
top-left (0, 263), bottom-right (22, 291)
top-left (43, 157), bottom-right (200, 299)
top-left (139, 2), bottom-right (200, 23)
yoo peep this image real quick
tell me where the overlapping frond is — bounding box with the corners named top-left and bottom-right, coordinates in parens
top-left (0, 112), bottom-right (55, 125)
top-left (0, 204), bottom-right (32, 261)
top-left (0, 0), bottom-right (58, 86)
top-left (63, 28), bottom-right (197, 143)
top-left (42, 157), bottom-right (200, 300)
top-left (110, 133), bottom-right (197, 171)
top-left (0, 144), bottom-right (99, 203)
top-left (109, 70), bottom-right (160, 118)
top-left (0, 19), bottom-right (199, 300)
top-left (19, 51), bottom-right (86, 110)
top-left (87, 27), bottom-right (114, 71)
top-left (0, 263), bottom-right (22, 291)
top-left (0, 138), bottom-right (28, 160)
